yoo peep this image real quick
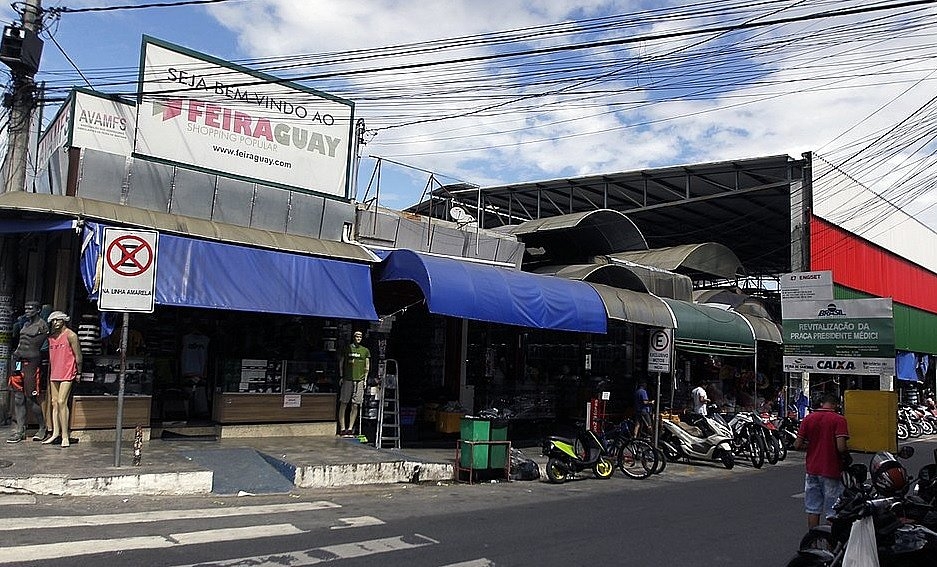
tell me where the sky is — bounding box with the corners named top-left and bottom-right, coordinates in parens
top-left (4, 0), bottom-right (937, 232)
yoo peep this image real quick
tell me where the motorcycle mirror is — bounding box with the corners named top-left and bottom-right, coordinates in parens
top-left (898, 446), bottom-right (915, 459)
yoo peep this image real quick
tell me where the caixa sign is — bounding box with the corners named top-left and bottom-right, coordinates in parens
top-left (816, 360), bottom-right (856, 370)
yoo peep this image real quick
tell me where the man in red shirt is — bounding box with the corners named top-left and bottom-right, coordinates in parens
top-left (794, 393), bottom-right (850, 528)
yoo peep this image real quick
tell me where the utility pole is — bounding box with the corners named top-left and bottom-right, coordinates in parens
top-left (0, 0), bottom-right (43, 426)
top-left (3, 0), bottom-right (43, 193)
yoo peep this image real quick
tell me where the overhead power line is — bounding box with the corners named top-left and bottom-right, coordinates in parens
top-left (44, 0), bottom-right (241, 15)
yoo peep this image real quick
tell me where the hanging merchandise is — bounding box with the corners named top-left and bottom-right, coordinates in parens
top-left (78, 314), bottom-right (102, 355)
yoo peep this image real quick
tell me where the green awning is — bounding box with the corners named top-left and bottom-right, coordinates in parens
top-left (662, 298), bottom-right (755, 356)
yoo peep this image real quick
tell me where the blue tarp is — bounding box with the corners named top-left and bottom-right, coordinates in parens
top-left (81, 223), bottom-right (377, 320)
top-left (376, 249), bottom-right (607, 333)
top-left (896, 351), bottom-right (922, 382)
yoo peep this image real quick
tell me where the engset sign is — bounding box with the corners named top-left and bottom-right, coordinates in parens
top-left (782, 297), bottom-right (895, 375)
top-left (135, 37), bottom-right (354, 198)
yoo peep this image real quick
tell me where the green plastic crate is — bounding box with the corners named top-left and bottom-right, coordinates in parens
top-left (459, 417), bottom-right (490, 469)
top-left (489, 423), bottom-right (508, 469)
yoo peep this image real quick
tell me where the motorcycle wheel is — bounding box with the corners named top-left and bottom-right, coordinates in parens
top-left (784, 553), bottom-right (831, 567)
top-left (920, 419), bottom-right (934, 436)
top-left (545, 458), bottom-right (568, 484)
top-left (659, 439), bottom-right (681, 463)
top-left (593, 457), bottom-right (614, 479)
top-left (617, 441), bottom-right (653, 480)
top-left (764, 432), bottom-right (779, 465)
top-left (798, 531), bottom-right (836, 553)
top-left (910, 421), bottom-right (923, 438)
top-left (775, 434), bottom-right (788, 461)
top-left (748, 431), bottom-right (766, 469)
top-left (898, 422), bottom-right (909, 440)
top-left (719, 449), bottom-right (735, 469)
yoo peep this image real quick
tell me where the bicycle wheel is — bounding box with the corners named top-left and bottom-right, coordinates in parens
top-left (617, 441), bottom-right (653, 479)
top-left (635, 441), bottom-right (663, 475)
top-left (650, 444), bottom-right (667, 474)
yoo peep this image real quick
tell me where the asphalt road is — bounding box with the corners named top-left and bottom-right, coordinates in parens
top-left (2, 438), bottom-right (935, 567)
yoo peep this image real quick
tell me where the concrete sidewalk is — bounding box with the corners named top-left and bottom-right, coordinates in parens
top-left (0, 432), bottom-right (466, 497)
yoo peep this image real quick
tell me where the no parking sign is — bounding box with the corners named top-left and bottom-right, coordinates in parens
top-left (98, 228), bottom-right (159, 313)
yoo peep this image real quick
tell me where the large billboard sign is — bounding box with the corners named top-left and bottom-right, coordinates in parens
top-left (782, 298), bottom-right (895, 375)
top-left (135, 37), bottom-right (354, 198)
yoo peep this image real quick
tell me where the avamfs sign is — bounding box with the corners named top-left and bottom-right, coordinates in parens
top-left (134, 37), bottom-right (354, 199)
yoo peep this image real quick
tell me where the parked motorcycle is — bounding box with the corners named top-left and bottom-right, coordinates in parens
top-left (771, 412), bottom-right (801, 449)
top-left (709, 409), bottom-right (767, 469)
top-left (541, 428), bottom-right (615, 483)
top-left (658, 412), bottom-right (735, 469)
top-left (787, 446), bottom-right (937, 567)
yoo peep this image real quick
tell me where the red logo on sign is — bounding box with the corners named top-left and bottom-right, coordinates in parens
top-left (106, 235), bottom-right (153, 277)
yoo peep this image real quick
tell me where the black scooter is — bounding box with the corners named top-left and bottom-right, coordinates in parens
top-left (541, 428), bottom-right (614, 484)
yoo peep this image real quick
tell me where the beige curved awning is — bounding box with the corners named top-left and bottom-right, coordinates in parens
top-left (534, 262), bottom-right (674, 327)
top-left (610, 242), bottom-right (744, 279)
top-left (0, 192), bottom-right (376, 263)
top-left (738, 312), bottom-right (783, 343)
top-left (532, 264), bottom-right (649, 292)
top-left (504, 209), bottom-right (648, 261)
top-left (588, 284), bottom-right (675, 328)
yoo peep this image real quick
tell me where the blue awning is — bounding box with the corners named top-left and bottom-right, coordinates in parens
top-left (375, 249), bottom-right (607, 333)
top-left (81, 223), bottom-right (377, 320)
top-left (0, 218), bottom-right (77, 233)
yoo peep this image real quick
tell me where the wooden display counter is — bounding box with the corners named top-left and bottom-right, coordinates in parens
top-left (213, 392), bottom-right (336, 424)
top-left (70, 395), bottom-right (152, 429)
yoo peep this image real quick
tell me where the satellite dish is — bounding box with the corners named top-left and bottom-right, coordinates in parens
top-left (449, 206), bottom-right (476, 224)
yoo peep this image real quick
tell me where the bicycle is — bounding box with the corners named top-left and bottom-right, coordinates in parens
top-left (596, 418), bottom-right (659, 479)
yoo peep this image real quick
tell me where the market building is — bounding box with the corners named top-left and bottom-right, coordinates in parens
top-left (406, 153), bottom-right (937, 422)
top-left (3, 37), bottom-right (931, 447)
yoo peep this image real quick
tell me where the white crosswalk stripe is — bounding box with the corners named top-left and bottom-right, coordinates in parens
top-left (0, 524), bottom-right (305, 564)
top-left (171, 533), bottom-right (439, 567)
top-left (0, 501), bottom-right (448, 566)
top-left (0, 501), bottom-right (341, 531)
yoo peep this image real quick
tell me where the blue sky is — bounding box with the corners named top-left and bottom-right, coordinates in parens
top-left (4, 0), bottom-right (937, 233)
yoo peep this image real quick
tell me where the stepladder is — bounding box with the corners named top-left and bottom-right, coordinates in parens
top-left (376, 359), bottom-right (400, 449)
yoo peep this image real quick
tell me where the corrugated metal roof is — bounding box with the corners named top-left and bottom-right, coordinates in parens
top-left (611, 243), bottom-right (744, 279)
top-left (0, 192), bottom-right (376, 263)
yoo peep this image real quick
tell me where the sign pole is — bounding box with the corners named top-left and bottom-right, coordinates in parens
top-left (113, 311), bottom-right (129, 467)
top-left (647, 328), bottom-right (673, 449)
top-left (654, 371), bottom-right (662, 447)
top-left (98, 226), bottom-right (158, 468)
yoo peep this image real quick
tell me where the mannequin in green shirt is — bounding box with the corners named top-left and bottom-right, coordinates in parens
top-left (337, 331), bottom-right (370, 436)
